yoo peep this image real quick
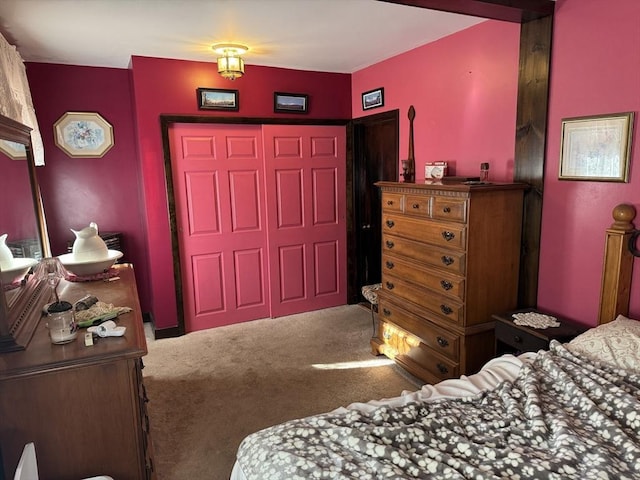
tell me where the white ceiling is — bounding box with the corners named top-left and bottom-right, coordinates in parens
top-left (0, 0), bottom-right (485, 73)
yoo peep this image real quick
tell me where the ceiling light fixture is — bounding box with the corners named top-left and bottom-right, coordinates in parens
top-left (212, 43), bottom-right (248, 81)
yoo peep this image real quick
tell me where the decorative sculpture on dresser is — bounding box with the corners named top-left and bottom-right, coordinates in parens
top-left (401, 105), bottom-right (415, 183)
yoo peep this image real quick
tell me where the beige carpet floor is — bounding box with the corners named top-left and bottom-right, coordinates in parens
top-left (142, 304), bottom-right (423, 480)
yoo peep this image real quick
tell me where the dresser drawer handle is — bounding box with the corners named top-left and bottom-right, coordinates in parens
top-left (436, 336), bottom-right (449, 348)
top-left (443, 206), bottom-right (451, 213)
top-left (441, 231), bottom-right (455, 242)
top-left (383, 308), bottom-right (391, 316)
top-left (437, 363), bottom-right (449, 375)
top-left (412, 203), bottom-right (420, 209)
top-left (440, 280), bottom-right (453, 291)
top-left (385, 281), bottom-right (395, 290)
top-left (441, 256), bottom-right (454, 266)
top-left (386, 220), bottom-right (395, 228)
top-left (386, 240), bottom-right (395, 249)
top-left (513, 335), bottom-right (522, 343)
top-left (385, 260), bottom-right (394, 269)
top-left (387, 200), bottom-right (394, 206)
top-left (440, 304), bottom-right (453, 315)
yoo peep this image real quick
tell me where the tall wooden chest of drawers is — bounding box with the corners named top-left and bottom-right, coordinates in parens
top-left (371, 181), bottom-right (526, 384)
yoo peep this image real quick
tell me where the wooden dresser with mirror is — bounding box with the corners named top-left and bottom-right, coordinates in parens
top-left (0, 114), bottom-right (154, 479)
top-left (0, 114), bottom-right (50, 353)
top-left (372, 181), bottom-right (526, 385)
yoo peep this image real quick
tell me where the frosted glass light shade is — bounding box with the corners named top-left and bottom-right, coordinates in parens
top-left (217, 55), bottom-right (244, 80)
top-left (213, 43), bottom-right (248, 81)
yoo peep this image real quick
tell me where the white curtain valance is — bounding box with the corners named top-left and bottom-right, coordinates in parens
top-left (0, 32), bottom-right (44, 166)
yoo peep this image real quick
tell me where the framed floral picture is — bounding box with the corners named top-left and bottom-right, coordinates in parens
top-left (0, 139), bottom-right (27, 160)
top-left (53, 112), bottom-right (114, 158)
top-left (559, 112), bottom-right (634, 182)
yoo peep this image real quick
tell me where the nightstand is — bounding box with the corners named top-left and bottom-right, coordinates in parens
top-left (493, 309), bottom-right (588, 355)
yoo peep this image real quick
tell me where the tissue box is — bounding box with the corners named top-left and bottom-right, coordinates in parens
top-left (424, 162), bottom-right (448, 180)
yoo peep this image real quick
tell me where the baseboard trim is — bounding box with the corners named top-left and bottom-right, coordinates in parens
top-left (154, 326), bottom-right (182, 339)
top-left (142, 311), bottom-right (183, 338)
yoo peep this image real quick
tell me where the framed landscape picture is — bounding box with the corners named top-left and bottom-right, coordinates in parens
top-left (362, 87), bottom-right (384, 110)
top-left (274, 92), bottom-right (308, 113)
top-left (197, 88), bottom-right (239, 111)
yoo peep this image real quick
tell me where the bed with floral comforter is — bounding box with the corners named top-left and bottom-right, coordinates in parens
top-left (235, 338), bottom-right (640, 479)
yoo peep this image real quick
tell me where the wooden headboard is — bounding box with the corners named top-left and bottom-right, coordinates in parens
top-left (598, 203), bottom-right (637, 324)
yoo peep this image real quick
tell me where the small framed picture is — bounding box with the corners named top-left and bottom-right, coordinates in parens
top-left (197, 88), bottom-right (239, 111)
top-left (362, 87), bottom-right (384, 110)
top-left (559, 112), bottom-right (634, 182)
top-left (274, 92), bottom-right (308, 114)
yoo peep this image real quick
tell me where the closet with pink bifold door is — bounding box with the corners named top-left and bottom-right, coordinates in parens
top-left (168, 123), bottom-right (347, 332)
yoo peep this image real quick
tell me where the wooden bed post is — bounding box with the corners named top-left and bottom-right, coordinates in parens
top-left (598, 204), bottom-right (637, 324)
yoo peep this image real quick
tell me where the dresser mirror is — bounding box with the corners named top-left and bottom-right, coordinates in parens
top-left (0, 113), bottom-right (51, 352)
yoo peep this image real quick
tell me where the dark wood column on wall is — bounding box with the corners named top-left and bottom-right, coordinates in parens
top-left (378, 0), bottom-right (554, 308)
top-left (514, 15), bottom-right (553, 307)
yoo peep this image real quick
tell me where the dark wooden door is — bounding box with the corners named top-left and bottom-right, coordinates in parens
top-left (351, 110), bottom-right (399, 303)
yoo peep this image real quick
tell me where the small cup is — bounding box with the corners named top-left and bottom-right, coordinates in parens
top-left (47, 302), bottom-right (78, 345)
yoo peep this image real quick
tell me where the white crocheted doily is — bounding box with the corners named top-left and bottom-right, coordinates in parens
top-left (512, 312), bottom-right (560, 329)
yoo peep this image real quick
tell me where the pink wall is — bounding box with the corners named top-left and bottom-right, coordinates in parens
top-left (537, 0), bottom-right (640, 324)
top-left (25, 63), bottom-right (152, 313)
top-left (352, 20), bottom-right (520, 183)
top-left (129, 56), bottom-right (351, 330)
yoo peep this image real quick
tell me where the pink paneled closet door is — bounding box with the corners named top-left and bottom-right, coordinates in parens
top-left (263, 124), bottom-right (347, 318)
top-left (169, 123), bottom-right (269, 331)
top-left (169, 123), bottom-right (346, 332)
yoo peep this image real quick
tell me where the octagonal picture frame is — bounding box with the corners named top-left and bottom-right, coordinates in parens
top-left (0, 139), bottom-right (27, 160)
top-left (54, 112), bottom-right (114, 158)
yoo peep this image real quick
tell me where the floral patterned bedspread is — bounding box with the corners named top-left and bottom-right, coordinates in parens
top-left (236, 342), bottom-right (640, 479)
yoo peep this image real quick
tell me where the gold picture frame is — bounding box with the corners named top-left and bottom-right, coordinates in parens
top-left (54, 112), bottom-right (114, 158)
top-left (0, 139), bottom-right (27, 160)
top-left (559, 112), bottom-right (634, 182)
